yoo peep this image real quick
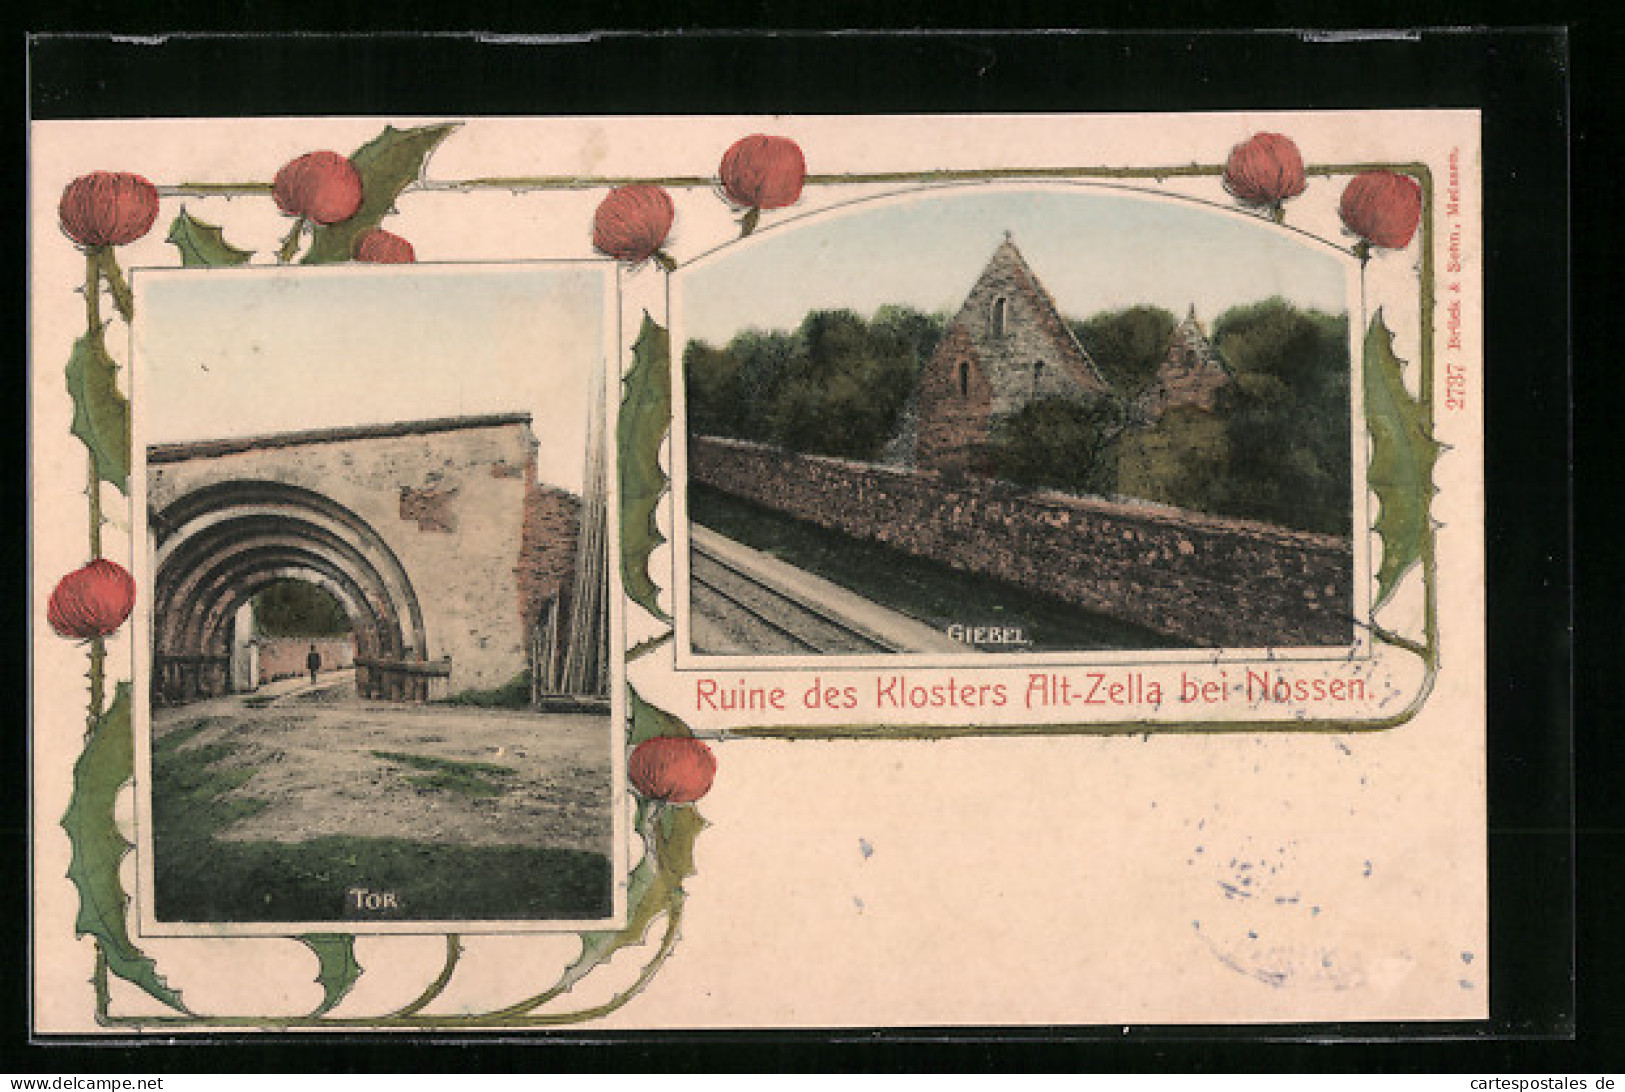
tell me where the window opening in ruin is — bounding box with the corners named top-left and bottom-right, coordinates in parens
top-left (959, 360), bottom-right (970, 398)
top-left (991, 297), bottom-right (1007, 337)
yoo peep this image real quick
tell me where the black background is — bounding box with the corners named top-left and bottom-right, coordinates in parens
top-left (13, 18), bottom-right (1602, 1075)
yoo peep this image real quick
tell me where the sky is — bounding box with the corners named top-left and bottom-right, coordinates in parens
top-left (135, 263), bottom-right (611, 493)
top-left (679, 183), bottom-right (1352, 348)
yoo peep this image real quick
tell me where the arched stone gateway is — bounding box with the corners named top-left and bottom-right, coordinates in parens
top-left (148, 414), bottom-right (553, 704)
top-left (152, 480), bottom-right (429, 702)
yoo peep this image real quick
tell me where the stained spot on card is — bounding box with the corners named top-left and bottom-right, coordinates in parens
top-left (858, 837), bottom-right (874, 860)
top-left (578, 125), bottom-right (609, 171)
top-left (1183, 827), bottom-right (1372, 990)
top-left (1194, 920), bottom-right (1363, 991)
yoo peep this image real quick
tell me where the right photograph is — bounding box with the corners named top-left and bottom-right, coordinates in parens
top-left (678, 185), bottom-right (1358, 657)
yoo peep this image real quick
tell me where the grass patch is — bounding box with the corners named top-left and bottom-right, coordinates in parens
top-left (152, 721), bottom-right (268, 834)
top-left (371, 750), bottom-right (517, 798)
top-left (689, 484), bottom-right (1192, 651)
top-left (152, 716), bottom-right (230, 748)
top-left (436, 672), bottom-right (531, 709)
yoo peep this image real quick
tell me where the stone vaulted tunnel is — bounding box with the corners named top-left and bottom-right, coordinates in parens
top-left (148, 415), bottom-right (544, 704)
top-left (152, 479), bottom-right (428, 701)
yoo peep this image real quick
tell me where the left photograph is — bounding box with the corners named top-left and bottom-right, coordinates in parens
top-left (131, 261), bottom-right (624, 932)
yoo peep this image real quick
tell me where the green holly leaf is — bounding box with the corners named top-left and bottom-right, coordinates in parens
top-left (1363, 310), bottom-right (1440, 611)
top-left (91, 249), bottom-right (136, 324)
top-left (60, 684), bottom-right (189, 1014)
top-left (655, 804), bottom-right (705, 880)
top-left (629, 685), bottom-right (691, 743)
top-left (558, 858), bottom-right (668, 993)
top-left (534, 688), bottom-right (697, 1002)
top-left (626, 631), bottom-right (674, 662)
top-left (300, 933), bottom-right (364, 1017)
top-left (303, 123), bottom-right (458, 264)
top-left (166, 207), bottom-right (253, 267)
top-left (618, 314), bottom-right (671, 622)
top-left (551, 803), bottom-right (705, 997)
top-left (65, 330), bottom-right (130, 495)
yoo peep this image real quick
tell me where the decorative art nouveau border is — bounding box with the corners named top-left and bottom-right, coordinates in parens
top-left (38, 118), bottom-right (1445, 1028)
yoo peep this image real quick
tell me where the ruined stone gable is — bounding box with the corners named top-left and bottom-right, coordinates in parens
top-left (915, 234), bottom-right (1111, 474)
top-left (914, 322), bottom-right (993, 473)
top-left (1131, 306), bottom-right (1233, 423)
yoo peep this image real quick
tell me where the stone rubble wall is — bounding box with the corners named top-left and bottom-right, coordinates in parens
top-left (688, 435), bottom-right (1354, 648)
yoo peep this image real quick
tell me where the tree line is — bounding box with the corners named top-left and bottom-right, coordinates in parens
top-left (685, 305), bottom-right (940, 460)
top-left (253, 580), bottom-right (351, 636)
top-left (685, 297), bottom-right (1351, 536)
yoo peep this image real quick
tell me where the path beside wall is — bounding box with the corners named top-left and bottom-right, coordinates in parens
top-left (259, 636), bottom-right (356, 684)
top-left (688, 436), bottom-right (1354, 648)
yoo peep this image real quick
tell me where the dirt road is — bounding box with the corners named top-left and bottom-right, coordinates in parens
top-left (153, 677), bottom-right (616, 857)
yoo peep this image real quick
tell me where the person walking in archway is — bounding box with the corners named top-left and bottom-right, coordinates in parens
top-left (307, 643), bottom-right (321, 686)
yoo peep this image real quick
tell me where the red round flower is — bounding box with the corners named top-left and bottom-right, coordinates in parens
top-left (592, 185), bottom-right (675, 265)
top-left (1222, 132), bottom-right (1307, 212)
top-left (58, 172), bottom-right (160, 248)
top-left (629, 736), bottom-right (716, 805)
top-left (1339, 170), bottom-right (1423, 251)
top-left (48, 560), bottom-right (136, 640)
top-left (273, 151), bottom-right (364, 225)
top-left (719, 134), bottom-right (806, 211)
top-left (354, 228), bottom-right (416, 263)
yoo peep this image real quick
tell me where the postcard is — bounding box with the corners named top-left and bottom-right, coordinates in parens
top-left (29, 111), bottom-right (1484, 1031)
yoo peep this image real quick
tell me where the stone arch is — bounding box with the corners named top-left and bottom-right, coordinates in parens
top-left (152, 480), bottom-right (427, 701)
